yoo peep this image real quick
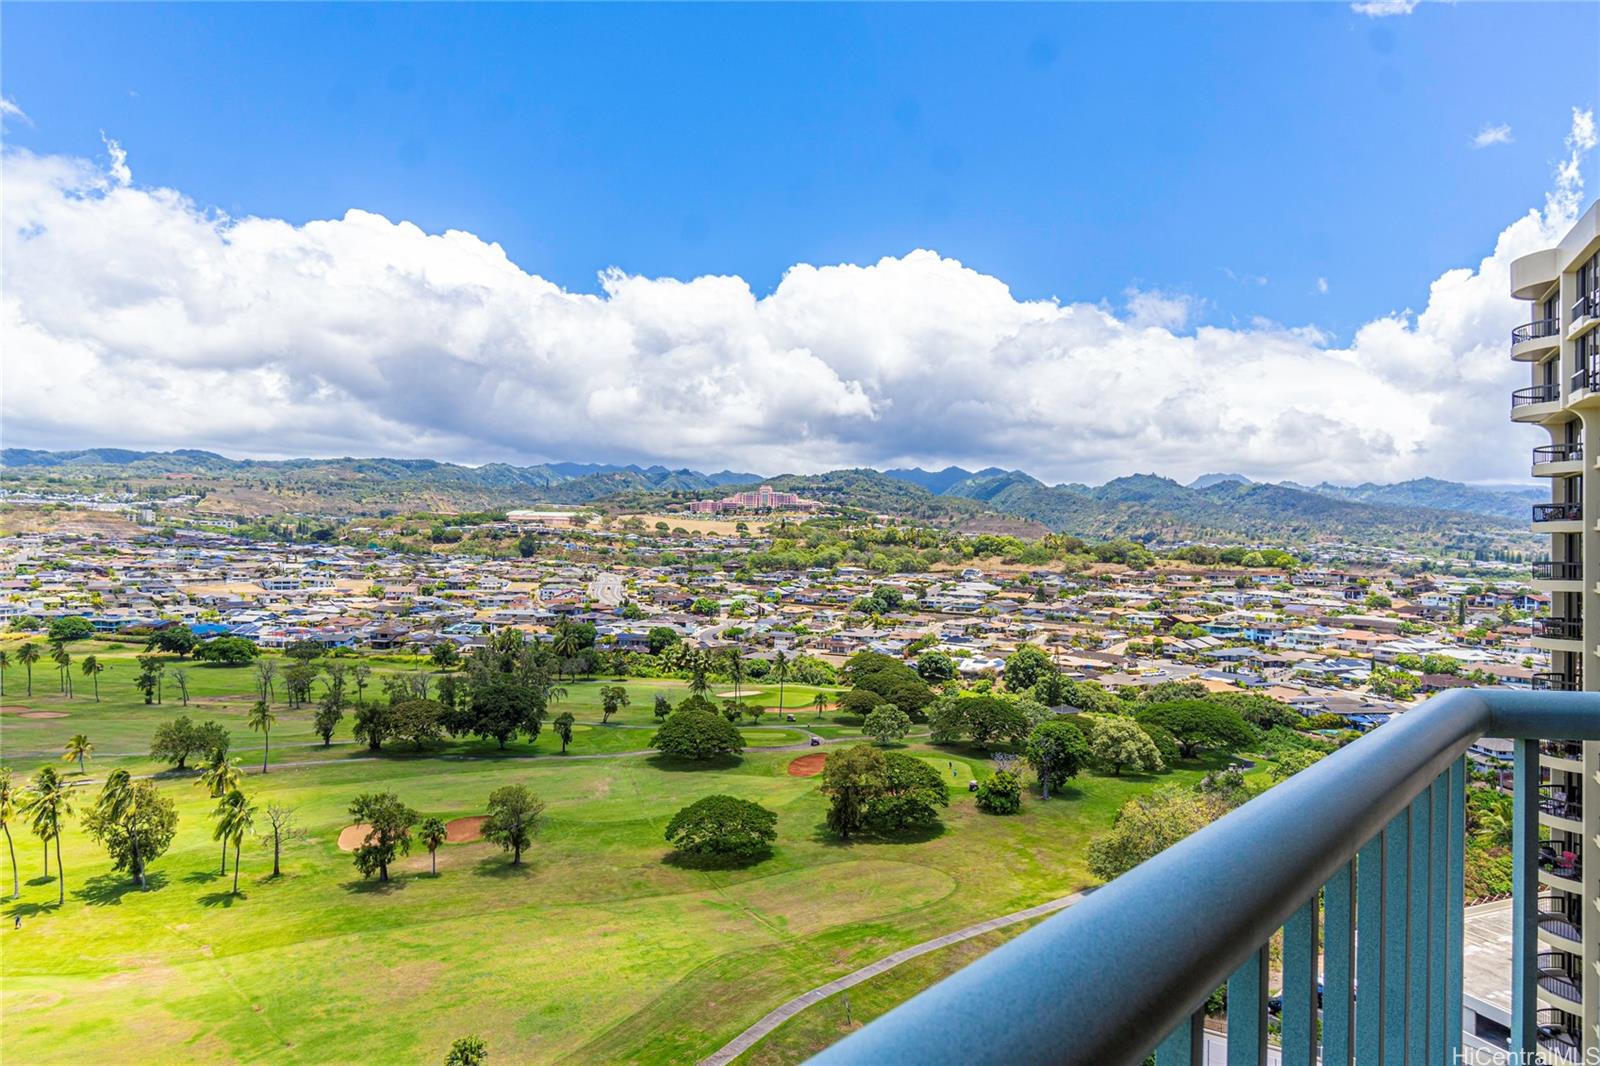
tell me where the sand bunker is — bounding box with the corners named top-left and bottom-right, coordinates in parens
top-left (337, 824), bottom-right (373, 851)
top-left (787, 753), bottom-right (827, 777)
top-left (339, 816), bottom-right (485, 851)
top-left (18, 711), bottom-right (69, 719)
top-left (445, 816), bottom-right (486, 843)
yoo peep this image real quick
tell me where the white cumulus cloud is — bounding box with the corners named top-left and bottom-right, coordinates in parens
top-left (0, 96), bottom-right (30, 126)
top-left (1351, 0), bottom-right (1418, 16)
top-left (1472, 124), bottom-right (1513, 149)
top-left (2, 112), bottom-right (1596, 486)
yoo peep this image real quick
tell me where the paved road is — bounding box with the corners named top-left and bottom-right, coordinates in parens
top-left (588, 571), bottom-right (625, 607)
top-left (697, 890), bottom-right (1091, 1066)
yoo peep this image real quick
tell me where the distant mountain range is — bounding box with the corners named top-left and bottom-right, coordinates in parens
top-left (0, 448), bottom-right (755, 512)
top-left (2, 447), bottom-right (1539, 544)
top-left (883, 466), bottom-right (1543, 524)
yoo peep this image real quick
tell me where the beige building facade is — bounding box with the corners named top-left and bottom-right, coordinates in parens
top-left (1511, 197), bottom-right (1600, 1059)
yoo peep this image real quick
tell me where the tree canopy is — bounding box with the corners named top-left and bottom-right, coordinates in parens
top-left (1025, 719), bottom-right (1092, 798)
top-left (348, 791), bottom-right (417, 881)
top-left (1086, 715), bottom-right (1165, 776)
top-left (483, 784), bottom-right (544, 865)
top-left (1002, 644), bottom-right (1053, 692)
top-left (862, 705), bottom-right (912, 746)
top-left (664, 795), bottom-right (778, 860)
top-left (650, 709), bottom-right (745, 761)
top-left (193, 636), bottom-right (259, 664)
top-left (1086, 787), bottom-right (1233, 881)
top-left (149, 716), bottom-right (230, 770)
top-left (1133, 701), bottom-right (1257, 759)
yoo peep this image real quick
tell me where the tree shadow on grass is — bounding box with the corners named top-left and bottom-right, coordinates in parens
top-left (806, 820), bottom-right (947, 848)
top-left (4, 899), bottom-right (62, 922)
top-left (184, 868), bottom-right (224, 885)
top-left (340, 876), bottom-right (408, 895)
top-left (471, 855), bottom-right (534, 879)
top-left (198, 890), bottom-right (245, 907)
top-left (24, 875), bottom-right (54, 888)
top-left (645, 754), bottom-right (745, 773)
top-left (661, 848), bottom-right (773, 872)
top-left (77, 871), bottom-right (168, 906)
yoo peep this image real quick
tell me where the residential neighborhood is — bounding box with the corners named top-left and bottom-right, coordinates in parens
top-left (0, 513), bottom-right (1550, 737)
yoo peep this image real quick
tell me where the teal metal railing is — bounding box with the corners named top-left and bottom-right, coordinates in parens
top-left (808, 688), bottom-right (1600, 1066)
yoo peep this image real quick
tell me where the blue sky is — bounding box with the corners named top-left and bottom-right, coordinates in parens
top-left (7, 2), bottom-right (1594, 336)
top-left (3, 3), bottom-right (1598, 483)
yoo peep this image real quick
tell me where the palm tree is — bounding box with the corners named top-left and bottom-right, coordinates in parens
top-left (17, 642), bottom-right (40, 698)
top-left (197, 754), bottom-right (243, 874)
top-left (213, 789), bottom-right (256, 895)
top-left (23, 766), bottom-right (73, 904)
top-left (0, 768), bottom-right (19, 900)
top-left (62, 734), bottom-right (93, 775)
top-left (772, 650), bottom-right (790, 713)
top-left (94, 769), bottom-right (147, 888)
top-left (81, 655), bottom-right (105, 701)
top-left (54, 646), bottom-right (73, 698)
top-left (419, 816), bottom-right (448, 876)
top-left (724, 648), bottom-right (746, 704)
top-left (812, 692), bottom-right (828, 721)
top-left (688, 650), bottom-right (712, 698)
top-left (551, 620), bottom-right (583, 681)
top-left (247, 700), bottom-right (276, 773)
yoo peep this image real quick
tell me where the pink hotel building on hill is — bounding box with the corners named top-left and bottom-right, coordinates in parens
top-left (689, 485), bottom-right (822, 514)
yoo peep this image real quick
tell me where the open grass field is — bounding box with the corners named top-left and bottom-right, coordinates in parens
top-left (0, 638), bottom-right (1270, 1064)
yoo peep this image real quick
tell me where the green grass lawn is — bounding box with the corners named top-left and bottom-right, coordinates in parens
top-left (0, 640), bottom-right (1269, 1063)
top-left (0, 639), bottom-right (842, 778)
top-left (742, 917), bottom-right (1050, 1065)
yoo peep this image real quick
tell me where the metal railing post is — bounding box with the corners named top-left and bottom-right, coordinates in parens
top-left (1355, 831), bottom-right (1387, 1064)
top-left (1445, 757), bottom-right (1465, 1063)
top-left (1383, 810), bottom-right (1410, 1065)
top-left (1281, 894), bottom-right (1319, 1066)
top-left (1154, 1008), bottom-right (1204, 1066)
top-left (1428, 771), bottom-right (1449, 1065)
top-left (1324, 860), bottom-right (1355, 1066)
top-left (1226, 944), bottom-right (1269, 1066)
top-left (1511, 737), bottom-right (1539, 1056)
top-left (1406, 789), bottom-right (1431, 1065)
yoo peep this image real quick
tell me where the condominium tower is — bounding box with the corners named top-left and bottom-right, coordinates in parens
top-left (1510, 196), bottom-right (1600, 1057)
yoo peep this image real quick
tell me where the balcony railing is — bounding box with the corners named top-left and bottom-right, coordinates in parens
top-left (1537, 952), bottom-right (1583, 1004)
top-left (1534, 617), bottom-right (1583, 640)
top-left (1532, 502), bottom-right (1582, 523)
top-left (812, 689), bottom-right (1600, 1066)
top-left (1529, 838), bottom-right (1580, 877)
top-left (1571, 291), bottom-right (1598, 324)
top-left (1532, 672), bottom-right (1578, 691)
top-left (1533, 442), bottom-right (1583, 465)
top-left (1531, 560), bottom-right (1583, 581)
top-left (1513, 318), bottom-right (1561, 345)
top-left (1540, 1009), bottom-right (1583, 1064)
top-left (1538, 794), bottom-right (1582, 822)
top-left (1512, 383), bottom-right (1562, 408)
top-left (1536, 894), bottom-right (1581, 944)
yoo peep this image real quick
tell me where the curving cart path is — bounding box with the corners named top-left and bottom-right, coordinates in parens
top-left (697, 889), bottom-right (1092, 1066)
